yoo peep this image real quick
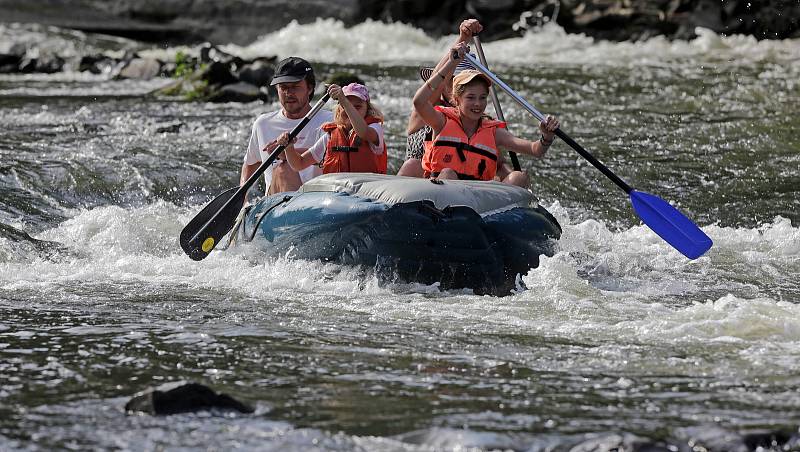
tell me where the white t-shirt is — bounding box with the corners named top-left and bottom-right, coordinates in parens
top-left (243, 108), bottom-right (334, 189)
top-left (307, 123), bottom-right (385, 163)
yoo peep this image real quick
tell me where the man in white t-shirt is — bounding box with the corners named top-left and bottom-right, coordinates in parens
top-left (240, 57), bottom-right (334, 194)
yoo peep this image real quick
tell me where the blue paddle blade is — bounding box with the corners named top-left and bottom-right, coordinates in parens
top-left (629, 190), bottom-right (713, 259)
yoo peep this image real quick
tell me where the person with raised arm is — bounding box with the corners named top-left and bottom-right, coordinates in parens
top-left (398, 19), bottom-right (517, 182)
top-left (281, 83), bottom-right (386, 175)
top-left (412, 41), bottom-right (559, 186)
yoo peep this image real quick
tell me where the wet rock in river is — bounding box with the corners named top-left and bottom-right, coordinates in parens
top-left (205, 81), bottom-right (267, 103)
top-left (0, 222), bottom-right (73, 262)
top-left (17, 54), bottom-right (66, 74)
top-left (465, 0), bottom-right (518, 15)
top-left (236, 58), bottom-right (276, 88)
top-left (199, 43), bottom-right (243, 68)
top-left (78, 54), bottom-right (120, 75)
top-left (116, 57), bottom-right (163, 80)
top-left (154, 121), bottom-right (184, 133)
top-left (200, 60), bottom-right (238, 87)
top-left (741, 429), bottom-right (798, 451)
top-left (0, 53), bottom-right (22, 73)
top-left (152, 53), bottom-right (275, 102)
top-left (16, 57), bottom-right (37, 73)
top-left (125, 382), bottom-right (254, 415)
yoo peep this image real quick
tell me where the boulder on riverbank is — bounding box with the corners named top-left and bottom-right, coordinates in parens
top-left (125, 382), bottom-right (254, 415)
top-left (0, 33), bottom-right (339, 104)
top-left (151, 44), bottom-right (273, 103)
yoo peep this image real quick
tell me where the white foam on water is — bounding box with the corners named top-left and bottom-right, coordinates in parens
top-left (2, 18), bottom-right (798, 450)
top-left (0, 73), bottom-right (174, 97)
top-left (2, 19), bottom-right (797, 101)
top-left (0, 23), bottom-right (140, 58)
top-left (0, 72), bottom-right (110, 83)
top-left (0, 105), bottom-right (75, 127)
top-left (1, 197), bottom-right (797, 382)
top-left (3, 19), bottom-right (799, 69)
top-left (225, 18), bottom-right (449, 65)
top-left (444, 209), bottom-right (800, 379)
top-left (0, 203), bottom-right (796, 415)
top-left (0, 237), bottom-right (30, 263)
top-left (0, 202), bottom-right (379, 301)
top-left (25, 396), bottom-right (449, 452)
top-left (226, 19), bottom-right (800, 67)
top-left (484, 25), bottom-right (800, 66)
top-left (1, 201), bottom-right (791, 296)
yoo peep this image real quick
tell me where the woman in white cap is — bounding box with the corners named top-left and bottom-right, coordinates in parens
top-left (412, 41), bottom-right (559, 186)
top-left (281, 83), bottom-right (387, 175)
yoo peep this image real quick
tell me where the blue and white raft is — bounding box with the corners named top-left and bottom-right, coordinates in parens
top-left (234, 173), bottom-right (561, 295)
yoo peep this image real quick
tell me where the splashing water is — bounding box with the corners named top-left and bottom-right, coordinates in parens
top-left (1, 19), bottom-right (799, 450)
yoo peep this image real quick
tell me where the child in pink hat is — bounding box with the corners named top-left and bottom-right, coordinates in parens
top-left (281, 83), bottom-right (387, 175)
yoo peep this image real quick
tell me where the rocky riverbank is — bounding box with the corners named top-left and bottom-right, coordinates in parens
top-left (1, 0), bottom-right (798, 45)
top-left (1, 0), bottom-right (798, 103)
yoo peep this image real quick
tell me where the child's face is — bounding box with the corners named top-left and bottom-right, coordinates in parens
top-left (347, 96), bottom-right (368, 118)
top-left (456, 83), bottom-right (489, 121)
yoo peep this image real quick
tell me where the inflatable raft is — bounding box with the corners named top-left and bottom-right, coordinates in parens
top-left (235, 173), bottom-right (561, 295)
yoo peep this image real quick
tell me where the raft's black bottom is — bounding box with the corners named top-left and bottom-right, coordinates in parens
top-left (242, 189), bottom-right (562, 296)
top-left (334, 200), bottom-right (561, 296)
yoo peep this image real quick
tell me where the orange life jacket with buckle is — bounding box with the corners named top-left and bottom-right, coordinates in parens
top-left (321, 116), bottom-right (387, 175)
top-left (422, 106), bottom-right (506, 181)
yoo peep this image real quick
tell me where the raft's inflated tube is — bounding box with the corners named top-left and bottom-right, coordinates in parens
top-left (239, 174), bottom-right (561, 295)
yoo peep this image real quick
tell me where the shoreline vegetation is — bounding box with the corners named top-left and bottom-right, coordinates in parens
top-left (1, 0), bottom-right (798, 103)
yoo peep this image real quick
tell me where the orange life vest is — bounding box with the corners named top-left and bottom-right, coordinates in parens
top-left (422, 106), bottom-right (506, 181)
top-left (321, 116), bottom-right (387, 175)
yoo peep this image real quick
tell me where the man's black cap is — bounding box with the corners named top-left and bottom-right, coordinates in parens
top-left (270, 57), bottom-right (314, 86)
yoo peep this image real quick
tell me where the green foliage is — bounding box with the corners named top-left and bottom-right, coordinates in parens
top-left (173, 51), bottom-right (194, 79)
top-left (165, 51), bottom-right (211, 100)
top-left (158, 82), bottom-right (184, 96)
top-left (184, 80), bottom-right (209, 101)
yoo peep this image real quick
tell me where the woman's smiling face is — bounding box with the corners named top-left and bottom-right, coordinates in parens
top-left (455, 82), bottom-right (489, 121)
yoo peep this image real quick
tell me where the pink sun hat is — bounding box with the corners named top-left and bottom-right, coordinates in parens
top-left (342, 83), bottom-right (370, 102)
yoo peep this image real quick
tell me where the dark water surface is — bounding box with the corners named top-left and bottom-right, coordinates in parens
top-left (1, 21), bottom-right (799, 450)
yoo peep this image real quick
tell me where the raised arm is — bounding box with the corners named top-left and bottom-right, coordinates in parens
top-left (429, 20), bottom-right (483, 87)
top-left (413, 42), bottom-right (469, 134)
top-left (330, 84), bottom-right (379, 145)
top-left (407, 19), bottom-right (483, 135)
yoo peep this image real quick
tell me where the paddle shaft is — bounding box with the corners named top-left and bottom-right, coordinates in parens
top-left (463, 53), bottom-right (633, 194)
top-left (239, 92), bottom-right (331, 196)
top-left (472, 36), bottom-right (521, 172)
top-left (187, 92), bottom-right (331, 247)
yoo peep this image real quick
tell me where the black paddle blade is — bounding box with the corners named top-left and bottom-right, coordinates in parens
top-left (179, 187), bottom-right (243, 261)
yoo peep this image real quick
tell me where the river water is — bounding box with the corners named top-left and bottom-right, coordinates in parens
top-left (1, 19), bottom-right (799, 450)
